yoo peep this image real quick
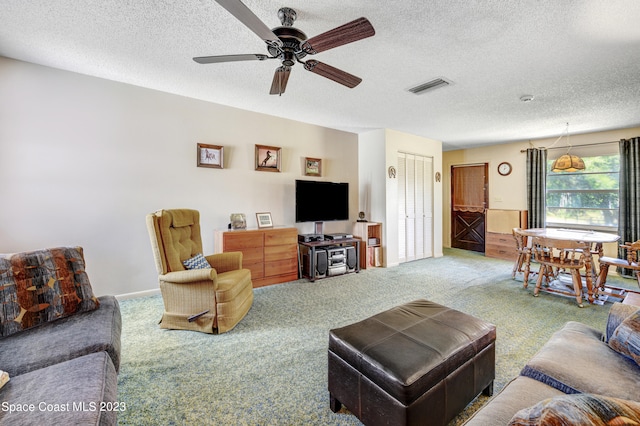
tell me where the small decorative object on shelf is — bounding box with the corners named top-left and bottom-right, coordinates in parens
top-left (230, 213), bottom-right (246, 230)
top-left (256, 212), bottom-right (273, 228)
top-left (357, 211), bottom-right (367, 222)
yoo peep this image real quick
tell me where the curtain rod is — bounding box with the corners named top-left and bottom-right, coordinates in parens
top-left (520, 140), bottom-right (618, 153)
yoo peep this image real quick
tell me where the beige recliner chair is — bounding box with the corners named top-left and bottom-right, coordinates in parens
top-left (146, 209), bottom-right (253, 333)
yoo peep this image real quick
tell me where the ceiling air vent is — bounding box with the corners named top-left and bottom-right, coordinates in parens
top-left (408, 78), bottom-right (452, 95)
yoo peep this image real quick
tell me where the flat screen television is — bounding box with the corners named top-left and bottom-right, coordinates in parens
top-left (295, 180), bottom-right (349, 223)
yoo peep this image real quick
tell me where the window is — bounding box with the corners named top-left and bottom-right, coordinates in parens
top-left (546, 153), bottom-right (619, 230)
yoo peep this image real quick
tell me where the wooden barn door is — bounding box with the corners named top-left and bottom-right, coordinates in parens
top-left (451, 164), bottom-right (488, 252)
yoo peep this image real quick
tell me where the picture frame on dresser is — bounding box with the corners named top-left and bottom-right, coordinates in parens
top-left (255, 145), bottom-right (281, 172)
top-left (256, 212), bottom-right (273, 228)
top-left (197, 143), bottom-right (224, 168)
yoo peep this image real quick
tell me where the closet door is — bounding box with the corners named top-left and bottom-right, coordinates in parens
top-left (398, 153), bottom-right (434, 263)
top-left (405, 154), bottom-right (417, 262)
top-left (398, 153), bottom-right (407, 263)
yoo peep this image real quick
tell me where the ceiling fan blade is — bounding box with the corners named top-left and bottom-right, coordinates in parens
top-left (193, 54), bottom-right (270, 64)
top-left (304, 60), bottom-right (362, 88)
top-left (215, 0), bottom-right (282, 48)
top-left (302, 17), bottom-right (375, 54)
top-left (270, 66), bottom-right (291, 95)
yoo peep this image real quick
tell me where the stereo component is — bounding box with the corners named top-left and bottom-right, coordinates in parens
top-left (325, 233), bottom-right (353, 240)
top-left (345, 246), bottom-right (357, 272)
top-left (298, 233), bottom-right (325, 242)
top-left (303, 249), bottom-right (328, 278)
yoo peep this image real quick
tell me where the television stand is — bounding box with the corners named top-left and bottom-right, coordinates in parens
top-left (298, 238), bottom-right (360, 282)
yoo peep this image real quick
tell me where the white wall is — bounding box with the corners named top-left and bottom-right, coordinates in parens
top-left (0, 57), bottom-right (359, 297)
top-left (358, 129), bottom-right (443, 267)
top-left (357, 130), bottom-right (386, 223)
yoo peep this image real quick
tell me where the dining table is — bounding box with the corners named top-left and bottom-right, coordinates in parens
top-left (519, 228), bottom-right (620, 304)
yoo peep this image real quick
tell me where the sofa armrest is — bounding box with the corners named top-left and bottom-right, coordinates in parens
top-left (606, 302), bottom-right (640, 342)
top-left (205, 252), bottom-right (243, 273)
top-left (160, 268), bottom-right (217, 284)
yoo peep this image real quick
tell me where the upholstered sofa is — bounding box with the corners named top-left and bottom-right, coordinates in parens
top-left (0, 247), bottom-right (122, 425)
top-left (464, 302), bottom-right (640, 425)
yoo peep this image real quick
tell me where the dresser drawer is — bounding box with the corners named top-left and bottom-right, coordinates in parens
top-left (224, 231), bottom-right (264, 250)
top-left (264, 244), bottom-right (297, 262)
top-left (245, 263), bottom-right (264, 279)
top-left (485, 245), bottom-right (518, 260)
top-left (486, 232), bottom-right (517, 260)
top-left (485, 232), bottom-right (515, 248)
top-left (264, 228), bottom-right (297, 246)
top-left (265, 258), bottom-right (298, 277)
top-left (239, 247), bottom-right (263, 264)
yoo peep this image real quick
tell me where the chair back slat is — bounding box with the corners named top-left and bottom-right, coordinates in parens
top-left (621, 240), bottom-right (640, 265)
top-left (512, 228), bottom-right (526, 251)
top-left (532, 236), bottom-right (591, 269)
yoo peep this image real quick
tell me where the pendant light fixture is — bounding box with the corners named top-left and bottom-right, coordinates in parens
top-left (550, 123), bottom-right (585, 172)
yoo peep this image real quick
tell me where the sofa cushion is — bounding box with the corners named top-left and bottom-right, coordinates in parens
top-left (0, 295), bottom-right (121, 376)
top-left (0, 351), bottom-right (118, 426)
top-left (0, 247), bottom-right (99, 337)
top-left (183, 253), bottom-right (211, 270)
top-left (521, 321), bottom-right (640, 401)
top-left (605, 302), bottom-right (639, 342)
top-left (608, 309), bottom-right (640, 366)
top-left (464, 376), bottom-right (564, 426)
top-left (508, 393), bottom-right (640, 426)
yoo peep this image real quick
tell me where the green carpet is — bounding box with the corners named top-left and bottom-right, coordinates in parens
top-left (116, 248), bottom-right (634, 425)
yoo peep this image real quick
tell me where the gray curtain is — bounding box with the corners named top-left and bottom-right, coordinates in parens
top-left (526, 148), bottom-right (547, 228)
top-left (618, 137), bottom-right (640, 276)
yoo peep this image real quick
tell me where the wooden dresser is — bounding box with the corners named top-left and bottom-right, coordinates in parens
top-left (485, 209), bottom-right (527, 261)
top-left (215, 227), bottom-right (298, 288)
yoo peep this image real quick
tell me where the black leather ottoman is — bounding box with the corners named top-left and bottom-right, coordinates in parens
top-left (328, 300), bottom-right (496, 426)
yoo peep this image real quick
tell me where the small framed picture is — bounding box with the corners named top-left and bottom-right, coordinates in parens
top-left (197, 143), bottom-right (224, 168)
top-left (256, 212), bottom-right (273, 228)
top-left (305, 157), bottom-right (322, 176)
top-left (255, 145), bottom-right (281, 172)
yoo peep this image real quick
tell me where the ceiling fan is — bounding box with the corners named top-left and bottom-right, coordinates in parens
top-left (193, 0), bottom-right (375, 95)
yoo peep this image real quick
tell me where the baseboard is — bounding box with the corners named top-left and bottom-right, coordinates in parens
top-left (115, 288), bottom-right (160, 300)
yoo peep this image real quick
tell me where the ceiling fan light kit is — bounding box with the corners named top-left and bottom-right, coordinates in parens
top-left (194, 1), bottom-right (375, 95)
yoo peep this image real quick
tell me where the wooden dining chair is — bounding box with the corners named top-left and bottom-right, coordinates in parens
top-left (596, 240), bottom-right (640, 292)
top-left (531, 236), bottom-right (594, 307)
top-left (512, 228), bottom-right (534, 285)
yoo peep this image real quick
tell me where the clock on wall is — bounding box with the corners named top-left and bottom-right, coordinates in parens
top-left (497, 162), bottom-right (512, 176)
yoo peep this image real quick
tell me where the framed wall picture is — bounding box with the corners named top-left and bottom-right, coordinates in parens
top-left (255, 145), bottom-right (281, 172)
top-left (305, 157), bottom-right (322, 176)
top-left (256, 212), bottom-right (273, 228)
top-left (197, 143), bottom-right (224, 168)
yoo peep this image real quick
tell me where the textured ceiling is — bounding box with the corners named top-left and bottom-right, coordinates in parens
top-left (1, 0), bottom-right (640, 150)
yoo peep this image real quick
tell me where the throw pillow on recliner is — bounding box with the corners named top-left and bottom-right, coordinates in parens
top-left (0, 247), bottom-right (99, 337)
top-left (182, 253), bottom-right (211, 270)
top-left (608, 309), bottom-right (640, 366)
